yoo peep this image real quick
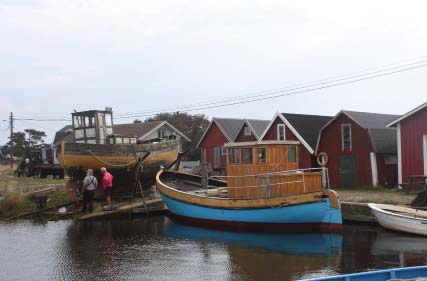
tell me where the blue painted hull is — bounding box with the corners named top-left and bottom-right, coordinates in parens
top-left (297, 266), bottom-right (427, 281)
top-left (160, 194), bottom-right (342, 232)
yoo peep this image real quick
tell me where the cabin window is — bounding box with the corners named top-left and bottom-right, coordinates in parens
top-left (84, 116), bottom-right (95, 127)
top-left (158, 129), bottom-right (167, 139)
top-left (105, 113), bottom-right (112, 126)
top-left (229, 148), bottom-right (240, 164)
top-left (241, 148), bottom-right (253, 164)
top-left (342, 124), bottom-right (352, 151)
top-left (244, 126), bottom-right (251, 136)
top-left (258, 148), bottom-right (266, 164)
top-left (130, 138), bottom-right (137, 144)
top-left (115, 137), bottom-right (122, 144)
top-left (123, 138), bottom-right (130, 144)
top-left (73, 116), bottom-right (83, 128)
top-left (74, 129), bottom-right (84, 139)
top-left (288, 146), bottom-right (296, 163)
top-left (97, 113), bottom-right (105, 126)
top-left (277, 124), bottom-right (286, 140)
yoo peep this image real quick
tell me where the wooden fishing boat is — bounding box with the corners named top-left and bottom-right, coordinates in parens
top-left (61, 140), bottom-right (179, 192)
top-left (368, 203), bottom-right (427, 236)
top-left (296, 266), bottom-right (427, 281)
top-left (156, 141), bottom-right (343, 232)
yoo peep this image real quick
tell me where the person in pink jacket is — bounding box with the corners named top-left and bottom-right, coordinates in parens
top-left (100, 167), bottom-right (113, 206)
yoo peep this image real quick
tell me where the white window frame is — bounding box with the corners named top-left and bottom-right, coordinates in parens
top-left (342, 124), bottom-right (352, 151)
top-left (277, 124), bottom-right (286, 141)
top-left (244, 126), bottom-right (251, 136)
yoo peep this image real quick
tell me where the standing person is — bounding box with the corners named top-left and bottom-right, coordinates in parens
top-left (101, 167), bottom-right (113, 206)
top-left (82, 169), bottom-right (98, 213)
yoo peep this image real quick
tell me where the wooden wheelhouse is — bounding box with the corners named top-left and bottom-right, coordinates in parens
top-left (224, 141), bottom-right (323, 199)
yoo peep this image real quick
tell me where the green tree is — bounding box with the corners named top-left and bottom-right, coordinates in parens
top-left (1, 132), bottom-right (29, 158)
top-left (145, 112), bottom-right (210, 160)
top-left (24, 129), bottom-right (47, 146)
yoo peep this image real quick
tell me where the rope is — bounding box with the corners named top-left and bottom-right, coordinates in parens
top-left (87, 150), bottom-right (137, 168)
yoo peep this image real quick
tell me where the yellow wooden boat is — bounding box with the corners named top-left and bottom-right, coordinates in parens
top-left (60, 140), bottom-right (179, 192)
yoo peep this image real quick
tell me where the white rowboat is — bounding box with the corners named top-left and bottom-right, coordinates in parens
top-left (368, 203), bottom-right (427, 236)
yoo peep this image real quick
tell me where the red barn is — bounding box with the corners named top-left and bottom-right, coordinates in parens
top-left (260, 112), bottom-right (332, 169)
top-left (197, 118), bottom-right (269, 174)
top-left (387, 101), bottom-right (427, 185)
top-left (316, 111), bottom-right (398, 187)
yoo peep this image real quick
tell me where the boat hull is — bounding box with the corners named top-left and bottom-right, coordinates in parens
top-left (369, 203), bottom-right (427, 236)
top-left (160, 192), bottom-right (342, 233)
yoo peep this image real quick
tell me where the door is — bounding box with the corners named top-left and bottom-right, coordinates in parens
top-left (213, 147), bottom-right (221, 169)
top-left (340, 155), bottom-right (357, 187)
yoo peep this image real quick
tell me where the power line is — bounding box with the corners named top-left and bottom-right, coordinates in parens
top-left (114, 57), bottom-right (427, 117)
top-left (115, 63), bottom-right (427, 119)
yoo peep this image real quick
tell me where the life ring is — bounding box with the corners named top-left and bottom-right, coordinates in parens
top-left (317, 152), bottom-right (328, 167)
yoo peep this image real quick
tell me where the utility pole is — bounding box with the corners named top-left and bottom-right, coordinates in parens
top-left (9, 112), bottom-right (13, 168)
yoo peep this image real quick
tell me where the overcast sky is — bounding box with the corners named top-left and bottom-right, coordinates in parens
top-left (0, 0), bottom-right (426, 143)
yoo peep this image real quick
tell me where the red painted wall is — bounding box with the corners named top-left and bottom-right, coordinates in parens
top-left (199, 122), bottom-right (228, 173)
top-left (262, 117), bottom-right (313, 169)
top-left (400, 107), bottom-right (427, 183)
top-left (235, 124), bottom-right (257, 142)
top-left (317, 114), bottom-right (373, 186)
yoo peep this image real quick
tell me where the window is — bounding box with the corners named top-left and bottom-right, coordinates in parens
top-left (277, 124), bottom-right (286, 141)
top-left (73, 116), bottom-right (83, 128)
top-left (242, 148), bottom-right (253, 164)
top-left (214, 147), bottom-right (221, 169)
top-left (221, 146), bottom-right (226, 155)
top-left (342, 124), bottom-right (352, 151)
top-left (258, 148), bottom-right (266, 164)
top-left (244, 126), bottom-right (251, 136)
top-left (105, 113), bottom-right (112, 126)
top-left (158, 129), bottom-right (167, 139)
top-left (123, 138), bottom-right (130, 144)
top-left (288, 146), bottom-right (296, 163)
top-left (115, 137), bottom-right (123, 144)
top-left (229, 148), bottom-right (240, 164)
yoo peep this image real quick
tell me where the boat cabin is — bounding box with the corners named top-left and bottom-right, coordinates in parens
top-left (224, 141), bottom-right (324, 199)
top-left (72, 109), bottom-right (114, 144)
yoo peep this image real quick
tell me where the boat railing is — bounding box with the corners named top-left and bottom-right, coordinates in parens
top-left (209, 167), bottom-right (330, 199)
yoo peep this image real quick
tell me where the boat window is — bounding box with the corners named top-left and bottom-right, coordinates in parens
top-left (74, 129), bottom-right (84, 139)
top-left (85, 128), bottom-right (95, 138)
top-left (229, 148), bottom-right (240, 164)
top-left (130, 138), bottom-right (137, 144)
top-left (97, 113), bottom-right (105, 126)
top-left (123, 138), bottom-right (130, 144)
top-left (115, 137), bottom-right (122, 144)
top-left (84, 115), bottom-right (95, 127)
top-left (258, 148), bottom-right (266, 164)
top-left (288, 146), bottom-right (296, 163)
top-left (73, 116), bottom-right (83, 128)
top-left (342, 124), bottom-right (352, 151)
top-left (86, 139), bottom-right (96, 144)
top-left (242, 148), bottom-right (253, 164)
top-left (105, 113), bottom-right (112, 126)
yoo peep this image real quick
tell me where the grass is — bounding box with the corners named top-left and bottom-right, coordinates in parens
top-left (0, 165), bottom-right (72, 219)
top-left (333, 185), bottom-right (419, 205)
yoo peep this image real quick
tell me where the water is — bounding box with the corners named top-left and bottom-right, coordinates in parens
top-left (1, 217), bottom-right (427, 281)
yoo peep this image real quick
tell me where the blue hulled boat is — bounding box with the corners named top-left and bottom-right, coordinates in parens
top-left (156, 141), bottom-right (342, 232)
top-left (297, 266), bottom-right (427, 281)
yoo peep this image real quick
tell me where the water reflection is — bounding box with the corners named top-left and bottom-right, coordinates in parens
top-left (1, 218), bottom-right (427, 281)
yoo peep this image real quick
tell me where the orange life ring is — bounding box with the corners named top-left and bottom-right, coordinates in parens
top-left (317, 152), bottom-right (328, 167)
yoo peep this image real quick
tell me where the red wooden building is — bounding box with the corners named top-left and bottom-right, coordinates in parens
top-left (387, 101), bottom-right (427, 185)
top-left (316, 111), bottom-right (398, 187)
top-left (260, 112), bottom-right (332, 169)
top-left (197, 118), bottom-right (269, 173)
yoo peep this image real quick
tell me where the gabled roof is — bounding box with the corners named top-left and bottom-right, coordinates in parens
top-left (113, 121), bottom-right (191, 142)
top-left (233, 119), bottom-right (270, 141)
top-left (281, 113), bottom-right (332, 150)
top-left (316, 110), bottom-right (399, 154)
top-left (387, 101), bottom-right (427, 127)
top-left (53, 125), bottom-right (73, 144)
top-left (196, 118), bottom-right (245, 148)
top-left (113, 121), bottom-right (163, 138)
top-left (259, 112), bottom-right (332, 154)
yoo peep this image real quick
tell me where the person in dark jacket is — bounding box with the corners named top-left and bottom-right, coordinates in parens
top-left (82, 169), bottom-right (98, 213)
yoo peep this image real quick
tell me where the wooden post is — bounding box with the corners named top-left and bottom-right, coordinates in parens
top-left (9, 112), bottom-right (13, 168)
top-left (201, 163), bottom-right (208, 189)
